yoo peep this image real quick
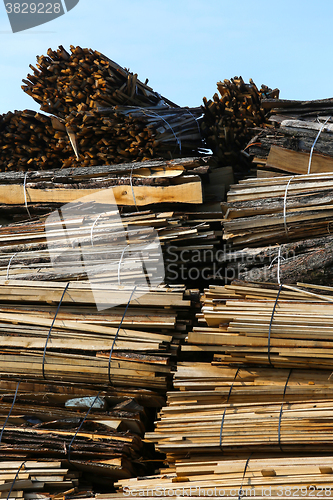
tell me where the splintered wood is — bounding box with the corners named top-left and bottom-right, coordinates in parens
top-left (184, 282), bottom-right (333, 369)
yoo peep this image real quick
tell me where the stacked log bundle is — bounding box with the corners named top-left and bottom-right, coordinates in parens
top-left (0, 425), bottom-right (148, 480)
top-left (244, 99), bottom-right (333, 177)
top-left (247, 124), bottom-right (333, 177)
top-left (22, 45), bottom-right (177, 118)
top-left (221, 172), bottom-right (333, 247)
top-left (183, 281), bottom-right (333, 369)
top-left (201, 76), bottom-right (278, 171)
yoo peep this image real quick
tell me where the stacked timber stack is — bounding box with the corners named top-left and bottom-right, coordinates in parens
top-left (0, 158), bottom-right (223, 286)
top-left (0, 460), bottom-right (83, 499)
top-left (223, 235), bottom-right (333, 285)
top-left (109, 364), bottom-right (333, 498)
top-left (0, 157), bottom-right (205, 216)
top-left (201, 76), bottom-right (279, 175)
top-left (0, 281), bottom-right (196, 388)
top-left (183, 281), bottom-right (333, 369)
top-left (245, 98), bottom-right (333, 177)
top-left (110, 457), bottom-right (333, 499)
top-left (221, 172), bottom-right (333, 248)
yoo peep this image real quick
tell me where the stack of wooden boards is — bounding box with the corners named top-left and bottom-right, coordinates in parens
top-left (109, 365), bottom-right (333, 497)
top-left (0, 282), bottom-right (194, 489)
top-left (112, 456), bottom-right (333, 498)
top-left (221, 171), bottom-right (333, 247)
top-left (184, 281), bottom-right (333, 369)
top-left (0, 280), bottom-right (196, 388)
top-left (223, 235), bottom-right (333, 285)
top-left (0, 460), bottom-right (82, 500)
top-left (245, 98), bottom-right (333, 177)
top-left (0, 157), bottom-right (205, 215)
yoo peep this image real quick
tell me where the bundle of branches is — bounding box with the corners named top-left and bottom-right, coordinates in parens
top-left (201, 76), bottom-right (278, 170)
top-left (61, 105), bottom-right (204, 168)
top-left (223, 235), bottom-right (333, 285)
top-left (22, 45), bottom-right (177, 118)
top-left (0, 110), bottom-right (69, 171)
top-left (184, 281), bottom-right (333, 369)
top-left (221, 172), bottom-right (333, 247)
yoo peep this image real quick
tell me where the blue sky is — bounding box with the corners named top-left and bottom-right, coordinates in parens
top-left (1, 0), bottom-right (333, 115)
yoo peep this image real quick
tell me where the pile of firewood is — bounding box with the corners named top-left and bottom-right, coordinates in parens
top-left (22, 45), bottom-right (177, 118)
top-left (0, 110), bottom-right (68, 171)
top-left (62, 105), bottom-right (203, 168)
top-left (0, 106), bottom-right (203, 172)
top-left (201, 76), bottom-right (278, 170)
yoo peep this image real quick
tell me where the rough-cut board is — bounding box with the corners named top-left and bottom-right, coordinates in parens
top-left (0, 176), bottom-right (202, 206)
top-left (266, 145), bottom-right (333, 175)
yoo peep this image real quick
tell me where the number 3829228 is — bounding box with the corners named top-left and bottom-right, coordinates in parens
top-left (5, 3), bottom-right (61, 14)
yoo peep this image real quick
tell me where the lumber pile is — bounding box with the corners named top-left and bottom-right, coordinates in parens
top-left (146, 384), bottom-right (333, 456)
top-left (183, 281), bottom-right (333, 369)
top-left (0, 157), bottom-right (204, 214)
top-left (245, 99), bottom-right (333, 177)
top-left (224, 235), bottom-right (333, 285)
top-left (110, 364), bottom-right (333, 497)
top-left (112, 456), bottom-right (333, 498)
top-left (22, 45), bottom-right (177, 118)
top-left (221, 172), bottom-right (333, 247)
top-left (0, 280), bottom-right (196, 389)
top-left (201, 76), bottom-right (278, 171)
top-left (0, 460), bottom-right (83, 499)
